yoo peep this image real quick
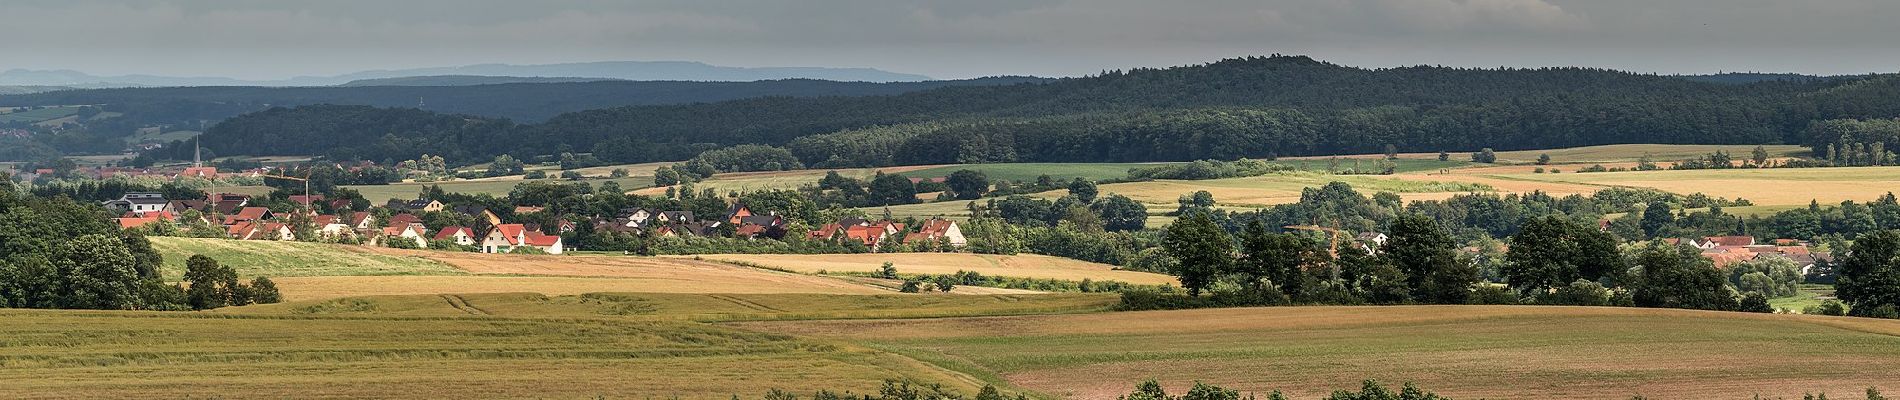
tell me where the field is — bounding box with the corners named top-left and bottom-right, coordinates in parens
top-left (691, 253), bottom-right (1180, 286)
top-left (346, 176), bottom-right (654, 204)
top-left (151, 238), bottom-right (900, 301)
top-left (1456, 166), bottom-right (1900, 206)
top-left (632, 165), bottom-right (936, 196)
top-left (1485, 144), bottom-right (1810, 165)
top-left (1081, 172), bottom-right (1493, 207)
top-left (0, 106), bottom-right (80, 123)
top-left (905, 163), bottom-right (1175, 182)
top-left (0, 308), bottom-right (973, 399)
top-left (149, 237), bottom-right (466, 280)
top-left (122, 129), bottom-right (200, 144)
top-left (745, 305), bottom-right (1900, 399)
top-left (222, 292), bottom-right (1120, 321)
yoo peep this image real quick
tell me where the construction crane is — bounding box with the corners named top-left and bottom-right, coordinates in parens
top-left (262, 170), bottom-right (315, 210)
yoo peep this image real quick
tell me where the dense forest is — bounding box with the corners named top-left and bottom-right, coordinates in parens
top-left (176, 56), bottom-right (1900, 166)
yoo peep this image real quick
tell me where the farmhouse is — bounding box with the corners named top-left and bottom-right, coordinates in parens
top-left (481, 224), bottom-right (564, 254)
top-left (903, 218), bottom-right (967, 247)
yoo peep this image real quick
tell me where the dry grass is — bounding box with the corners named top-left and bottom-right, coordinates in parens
top-left (691, 253), bottom-right (1179, 286)
top-left (742, 305), bottom-right (1900, 399)
top-left (1082, 173), bottom-right (1492, 207)
top-left (1478, 166), bottom-right (1900, 206)
top-left (150, 237), bottom-right (465, 280)
top-left (268, 250), bottom-right (895, 301)
top-left (0, 309), bottom-right (973, 399)
top-left (221, 292), bottom-right (1120, 321)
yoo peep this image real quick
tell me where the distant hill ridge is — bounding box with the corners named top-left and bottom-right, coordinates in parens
top-left (0, 60), bottom-right (934, 87)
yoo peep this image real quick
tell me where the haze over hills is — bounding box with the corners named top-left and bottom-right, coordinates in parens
top-left (0, 61), bottom-right (935, 88)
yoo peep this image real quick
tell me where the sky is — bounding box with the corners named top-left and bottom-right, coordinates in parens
top-left (2, 0), bottom-right (1898, 80)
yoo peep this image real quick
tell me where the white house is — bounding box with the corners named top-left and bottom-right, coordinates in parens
top-left (482, 224), bottom-right (564, 254)
top-left (103, 192), bottom-right (170, 215)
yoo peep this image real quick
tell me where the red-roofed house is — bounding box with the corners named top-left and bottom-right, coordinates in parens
top-left (481, 224), bottom-right (564, 254)
top-left (379, 223), bottom-right (429, 248)
top-left (434, 226), bottom-right (477, 246)
top-left (903, 218), bottom-right (966, 247)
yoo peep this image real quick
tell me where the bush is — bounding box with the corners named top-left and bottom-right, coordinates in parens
top-left (250, 277), bottom-right (283, 304)
top-left (1739, 292), bottom-right (1774, 313)
top-left (1468, 285), bottom-right (1519, 305)
top-left (1805, 300), bottom-right (1849, 316)
top-left (524, 170), bottom-right (548, 179)
top-left (1537, 280), bottom-right (1612, 306)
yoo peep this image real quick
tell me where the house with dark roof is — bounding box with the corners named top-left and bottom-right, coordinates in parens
top-left (103, 192), bottom-right (170, 214)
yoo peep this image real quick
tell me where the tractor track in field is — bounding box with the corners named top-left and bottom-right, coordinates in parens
top-left (707, 294), bottom-right (786, 313)
top-left (440, 294), bottom-right (491, 315)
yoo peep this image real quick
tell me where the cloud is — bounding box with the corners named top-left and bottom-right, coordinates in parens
top-left (0, 0), bottom-right (1895, 79)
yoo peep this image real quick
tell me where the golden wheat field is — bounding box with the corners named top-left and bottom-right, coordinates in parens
top-left (742, 305), bottom-right (1900, 400)
top-left (691, 253), bottom-right (1179, 286)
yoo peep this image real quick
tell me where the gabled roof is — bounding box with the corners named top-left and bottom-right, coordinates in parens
top-left (514, 206), bottom-right (546, 215)
top-left (312, 215), bottom-right (340, 226)
top-left (434, 226), bottom-right (474, 240)
top-left (233, 207), bottom-right (271, 221)
top-left (348, 211), bottom-right (374, 227)
top-left (387, 213), bottom-right (422, 226)
top-left (1704, 236), bottom-right (1756, 247)
top-left (737, 215), bottom-right (784, 227)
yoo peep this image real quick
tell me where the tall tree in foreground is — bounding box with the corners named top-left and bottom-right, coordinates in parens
top-left (1383, 213), bottom-right (1476, 304)
top-left (1504, 216), bottom-right (1626, 297)
top-left (1163, 213), bottom-right (1232, 296)
top-left (1629, 241), bottom-right (1735, 311)
top-left (1838, 230), bottom-right (1900, 317)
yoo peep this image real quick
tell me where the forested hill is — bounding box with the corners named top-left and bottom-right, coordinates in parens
top-left (0, 76), bottom-right (1048, 123)
top-left (185, 56), bottom-right (1900, 166)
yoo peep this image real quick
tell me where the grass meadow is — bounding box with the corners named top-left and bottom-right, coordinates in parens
top-left (0, 308), bottom-right (972, 399)
top-left (745, 305), bottom-right (1900, 399)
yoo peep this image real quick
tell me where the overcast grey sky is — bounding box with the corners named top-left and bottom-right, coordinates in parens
top-left (3, 0), bottom-right (1897, 80)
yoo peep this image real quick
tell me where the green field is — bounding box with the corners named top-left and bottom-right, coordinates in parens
top-left (123, 129), bottom-right (200, 144)
top-left (747, 305), bottom-right (1900, 399)
top-left (0, 106), bottom-right (81, 123)
top-left (1770, 284), bottom-right (1840, 313)
top-left (906, 163), bottom-right (1177, 182)
top-left (149, 237), bottom-right (466, 280)
top-left (347, 176), bottom-right (655, 204)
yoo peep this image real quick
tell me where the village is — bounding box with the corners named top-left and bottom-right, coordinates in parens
top-left (103, 188), bottom-right (969, 257)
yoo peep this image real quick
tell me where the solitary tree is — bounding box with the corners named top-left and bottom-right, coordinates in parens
top-left (1471, 148), bottom-right (1497, 163)
top-left (1066, 178), bottom-right (1099, 203)
top-left (1384, 214), bottom-right (1476, 304)
top-left (1162, 214), bottom-right (1233, 296)
top-left (1640, 201), bottom-right (1675, 238)
top-left (1536, 153), bottom-right (1552, 165)
top-left (945, 170), bottom-right (991, 200)
top-left (1504, 216), bottom-right (1626, 297)
top-left (1437, 151), bottom-right (1450, 161)
top-left (1837, 230), bottom-right (1900, 316)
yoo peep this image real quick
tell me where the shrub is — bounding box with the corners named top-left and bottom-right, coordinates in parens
top-left (250, 277), bottom-right (283, 304)
top-left (1805, 300), bottom-right (1849, 316)
top-left (1739, 292), bottom-right (1774, 313)
top-left (1468, 285), bottom-right (1519, 305)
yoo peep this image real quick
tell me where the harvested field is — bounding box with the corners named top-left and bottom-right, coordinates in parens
top-left (632, 165), bottom-right (938, 196)
top-left (692, 253), bottom-right (1179, 286)
top-left (269, 274), bottom-right (884, 302)
top-left (743, 305), bottom-right (1900, 399)
top-left (1080, 173), bottom-right (1493, 206)
top-left (1481, 166), bottom-right (1900, 206)
top-left (0, 309), bottom-right (972, 399)
top-left (222, 292), bottom-right (1119, 321)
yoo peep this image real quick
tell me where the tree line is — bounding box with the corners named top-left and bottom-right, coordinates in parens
top-left (165, 56), bottom-right (1900, 168)
top-left (0, 180), bottom-right (278, 310)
